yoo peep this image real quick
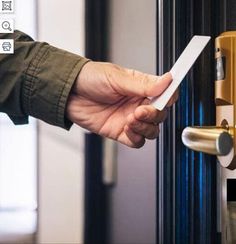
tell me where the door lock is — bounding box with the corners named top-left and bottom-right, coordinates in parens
top-left (182, 31), bottom-right (236, 169)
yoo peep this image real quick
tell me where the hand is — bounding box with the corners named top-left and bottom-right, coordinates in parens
top-left (66, 61), bottom-right (177, 148)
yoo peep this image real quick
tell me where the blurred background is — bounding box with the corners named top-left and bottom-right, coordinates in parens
top-left (0, 0), bottom-right (85, 243)
top-left (0, 0), bottom-right (156, 244)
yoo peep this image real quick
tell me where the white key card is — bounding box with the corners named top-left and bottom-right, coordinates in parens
top-left (151, 35), bottom-right (211, 110)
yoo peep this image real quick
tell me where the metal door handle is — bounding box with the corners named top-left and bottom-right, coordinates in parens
top-left (182, 126), bottom-right (233, 156)
top-left (182, 32), bottom-right (236, 169)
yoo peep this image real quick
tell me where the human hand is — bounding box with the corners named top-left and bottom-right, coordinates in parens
top-left (66, 61), bottom-right (178, 148)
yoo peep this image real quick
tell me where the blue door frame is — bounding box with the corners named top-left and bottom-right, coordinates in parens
top-left (156, 0), bottom-right (235, 243)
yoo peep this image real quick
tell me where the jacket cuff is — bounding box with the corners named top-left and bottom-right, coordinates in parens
top-left (22, 43), bottom-right (90, 129)
top-left (58, 57), bottom-right (90, 129)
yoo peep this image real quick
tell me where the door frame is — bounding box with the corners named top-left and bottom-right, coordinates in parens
top-left (84, 0), bottom-right (109, 243)
top-left (156, 0), bottom-right (226, 243)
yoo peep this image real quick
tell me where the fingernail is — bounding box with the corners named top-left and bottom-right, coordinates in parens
top-left (162, 72), bottom-right (172, 81)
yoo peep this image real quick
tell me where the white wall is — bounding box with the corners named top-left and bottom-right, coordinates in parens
top-left (36, 0), bottom-right (85, 243)
top-left (0, 1), bottom-right (37, 243)
top-left (37, 0), bottom-right (85, 54)
top-left (0, 0), bottom-right (37, 211)
top-left (14, 0), bottom-right (37, 38)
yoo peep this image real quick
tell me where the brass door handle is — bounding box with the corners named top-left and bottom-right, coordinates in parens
top-left (182, 126), bottom-right (233, 156)
top-left (181, 32), bottom-right (236, 169)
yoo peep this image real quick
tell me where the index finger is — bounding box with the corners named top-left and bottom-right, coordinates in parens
top-left (134, 105), bottom-right (168, 124)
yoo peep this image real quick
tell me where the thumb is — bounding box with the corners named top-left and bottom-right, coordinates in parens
top-left (118, 69), bottom-right (172, 97)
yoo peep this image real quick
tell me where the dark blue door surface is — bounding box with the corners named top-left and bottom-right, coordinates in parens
top-left (157, 0), bottom-right (236, 243)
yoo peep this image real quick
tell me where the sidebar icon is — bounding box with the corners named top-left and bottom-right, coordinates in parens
top-left (0, 39), bottom-right (14, 54)
top-left (0, 19), bottom-right (14, 33)
top-left (0, 0), bottom-right (14, 54)
top-left (0, 0), bottom-right (14, 13)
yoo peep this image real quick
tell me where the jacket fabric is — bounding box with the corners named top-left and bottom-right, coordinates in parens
top-left (0, 30), bottom-right (89, 129)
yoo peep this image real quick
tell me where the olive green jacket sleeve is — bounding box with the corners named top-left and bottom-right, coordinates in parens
top-left (0, 30), bottom-right (89, 129)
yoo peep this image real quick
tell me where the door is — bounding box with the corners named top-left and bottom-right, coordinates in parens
top-left (84, 0), bottom-right (236, 244)
top-left (157, 0), bottom-right (220, 243)
top-left (158, 0), bottom-right (236, 244)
